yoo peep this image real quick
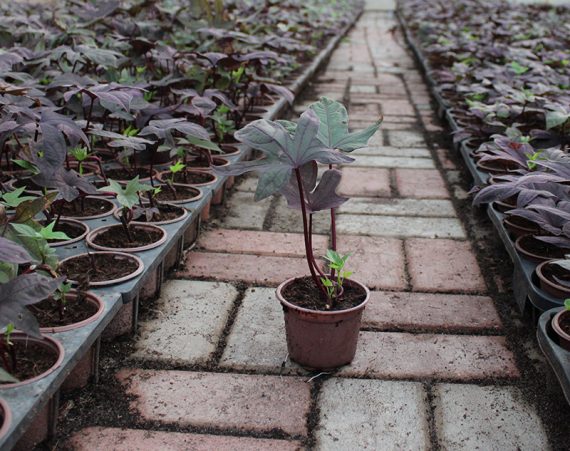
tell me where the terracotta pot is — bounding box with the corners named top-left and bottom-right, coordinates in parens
top-left (212, 185), bottom-right (226, 205)
top-left (47, 218), bottom-right (90, 248)
top-left (86, 223), bottom-right (167, 253)
top-left (38, 291), bottom-right (105, 334)
top-left (220, 144), bottom-right (241, 157)
top-left (60, 196), bottom-right (117, 220)
top-left (103, 301), bottom-right (134, 340)
top-left (200, 200), bottom-right (211, 221)
top-left (552, 309), bottom-right (570, 351)
top-left (276, 277), bottom-right (370, 370)
top-left (0, 334), bottom-right (64, 388)
top-left (536, 261), bottom-right (570, 299)
top-left (114, 202), bottom-right (188, 225)
top-left (164, 237), bottom-right (184, 273)
top-left (183, 215), bottom-right (201, 250)
top-left (515, 235), bottom-right (570, 263)
top-left (61, 345), bottom-right (96, 392)
top-left (145, 183), bottom-right (203, 205)
top-left (503, 215), bottom-right (539, 239)
top-left (59, 252), bottom-right (144, 287)
top-left (0, 398), bottom-right (11, 441)
top-left (102, 166), bottom-right (158, 184)
top-left (476, 159), bottom-right (520, 174)
top-left (140, 264), bottom-right (163, 302)
top-left (14, 401), bottom-right (50, 451)
top-left (157, 169), bottom-right (218, 187)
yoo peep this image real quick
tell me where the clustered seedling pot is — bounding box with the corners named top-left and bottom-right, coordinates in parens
top-left (276, 277), bottom-right (370, 369)
top-left (86, 223), bottom-right (167, 253)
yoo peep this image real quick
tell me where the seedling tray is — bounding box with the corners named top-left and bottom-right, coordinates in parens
top-left (537, 307), bottom-right (570, 405)
top-left (0, 7), bottom-right (363, 450)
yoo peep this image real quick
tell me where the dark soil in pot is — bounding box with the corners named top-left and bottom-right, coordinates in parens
top-left (92, 225), bottom-right (163, 249)
top-left (134, 203), bottom-right (186, 223)
top-left (12, 177), bottom-right (45, 192)
top-left (59, 253), bottom-right (141, 284)
top-left (0, 340), bottom-right (58, 384)
top-left (282, 276), bottom-right (367, 311)
top-left (31, 294), bottom-right (99, 329)
top-left (558, 311), bottom-right (570, 337)
top-left (539, 263), bottom-right (570, 297)
top-left (58, 197), bottom-right (115, 219)
top-left (476, 159), bottom-right (520, 174)
top-left (186, 156), bottom-right (229, 169)
top-left (170, 171), bottom-right (216, 185)
top-left (150, 185), bottom-right (201, 202)
top-left (40, 219), bottom-right (88, 246)
top-left (104, 167), bottom-right (155, 181)
top-left (504, 215), bottom-right (540, 238)
top-left (516, 235), bottom-right (570, 262)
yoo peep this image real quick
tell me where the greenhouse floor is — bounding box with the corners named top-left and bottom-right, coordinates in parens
top-left (62, 5), bottom-right (568, 451)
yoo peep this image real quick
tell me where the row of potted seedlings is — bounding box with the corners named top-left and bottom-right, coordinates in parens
top-left (398, 0), bottom-right (570, 402)
top-left (0, 0), bottom-right (365, 448)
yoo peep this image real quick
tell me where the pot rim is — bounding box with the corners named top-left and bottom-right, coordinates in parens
top-left (536, 260), bottom-right (570, 297)
top-left (86, 223), bottom-right (167, 253)
top-left (59, 251), bottom-right (144, 287)
top-left (145, 183), bottom-right (203, 205)
top-left (113, 202), bottom-right (189, 225)
top-left (47, 218), bottom-right (90, 248)
top-left (515, 235), bottom-right (569, 263)
top-left (552, 309), bottom-right (570, 344)
top-left (186, 156), bottom-right (230, 172)
top-left (276, 276), bottom-right (370, 316)
top-left (0, 398), bottom-right (11, 439)
top-left (157, 169), bottom-right (218, 187)
top-left (60, 196), bottom-right (117, 220)
top-left (0, 333), bottom-right (65, 389)
top-left (38, 291), bottom-right (105, 334)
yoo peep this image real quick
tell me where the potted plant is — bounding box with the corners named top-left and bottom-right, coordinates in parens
top-left (551, 299), bottom-right (570, 351)
top-left (216, 97), bottom-right (381, 369)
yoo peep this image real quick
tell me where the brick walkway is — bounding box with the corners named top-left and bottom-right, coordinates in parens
top-left (67, 6), bottom-right (552, 450)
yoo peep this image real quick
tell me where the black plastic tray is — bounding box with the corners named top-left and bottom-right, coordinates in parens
top-left (537, 308), bottom-right (570, 405)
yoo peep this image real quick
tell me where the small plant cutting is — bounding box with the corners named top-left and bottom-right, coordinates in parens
top-left (216, 97), bottom-right (381, 369)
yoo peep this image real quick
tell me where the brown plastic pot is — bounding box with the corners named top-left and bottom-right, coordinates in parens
top-left (201, 200), bottom-right (212, 221)
top-left (47, 218), bottom-right (90, 248)
top-left (552, 309), bottom-right (570, 351)
top-left (503, 215), bottom-right (540, 239)
top-left (515, 235), bottom-right (570, 263)
top-left (59, 252), bottom-right (144, 287)
top-left (0, 398), bottom-right (11, 441)
top-left (60, 196), bottom-right (117, 220)
top-left (0, 333), bottom-right (64, 388)
top-left (38, 291), bottom-right (105, 334)
top-left (220, 144), bottom-right (241, 157)
top-left (103, 301), bottom-right (134, 340)
top-left (276, 277), bottom-right (370, 370)
top-left (536, 261), bottom-right (570, 299)
top-left (114, 202), bottom-right (188, 225)
top-left (157, 169), bottom-right (218, 187)
top-left (14, 401), bottom-right (50, 451)
top-left (61, 345), bottom-right (97, 392)
top-left (86, 223), bottom-right (167, 253)
top-left (187, 156), bottom-right (230, 172)
top-left (144, 183), bottom-right (203, 205)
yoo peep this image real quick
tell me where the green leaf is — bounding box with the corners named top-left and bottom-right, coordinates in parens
top-left (179, 136), bottom-right (222, 152)
top-left (509, 61), bottom-right (529, 75)
top-left (564, 299), bottom-right (570, 311)
top-left (39, 221), bottom-right (71, 241)
top-left (169, 160), bottom-right (186, 174)
top-left (0, 187), bottom-right (36, 208)
top-left (546, 111), bottom-right (570, 130)
top-left (99, 177), bottom-right (152, 209)
top-left (310, 97), bottom-right (382, 152)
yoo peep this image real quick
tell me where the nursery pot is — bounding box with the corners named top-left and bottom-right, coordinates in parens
top-left (536, 261), bottom-right (570, 299)
top-left (38, 291), bottom-right (105, 334)
top-left (59, 252), bottom-right (144, 287)
top-left (86, 223), bottom-right (167, 253)
top-left (503, 215), bottom-right (540, 239)
top-left (60, 196), bottom-right (116, 220)
top-left (0, 333), bottom-right (64, 388)
top-left (0, 398), bottom-right (11, 441)
top-left (552, 309), bottom-right (570, 352)
top-left (157, 169), bottom-right (218, 187)
top-left (114, 202), bottom-right (188, 225)
top-left (46, 218), bottom-right (90, 248)
top-left (515, 235), bottom-right (570, 263)
top-left (276, 277), bottom-right (370, 370)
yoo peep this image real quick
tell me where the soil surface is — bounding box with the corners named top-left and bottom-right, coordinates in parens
top-left (92, 225), bottom-right (163, 248)
top-left (134, 204), bottom-right (184, 222)
top-left (58, 198), bottom-right (113, 218)
top-left (104, 167), bottom-right (154, 181)
top-left (542, 264), bottom-right (570, 293)
top-left (518, 236), bottom-right (569, 260)
top-left (559, 312), bottom-right (570, 336)
top-left (171, 171), bottom-right (215, 185)
top-left (60, 253), bottom-right (140, 283)
top-left (0, 340), bottom-right (58, 384)
top-left (152, 185), bottom-right (200, 202)
top-left (30, 294), bottom-right (99, 328)
top-left (282, 276), bottom-right (367, 311)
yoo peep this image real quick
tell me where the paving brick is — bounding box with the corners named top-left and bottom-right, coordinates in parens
top-left (118, 369), bottom-right (311, 435)
top-left (349, 155), bottom-right (435, 169)
top-left (337, 214), bottom-right (465, 238)
top-left (338, 167), bottom-right (391, 197)
top-left (339, 198), bottom-right (456, 217)
top-left (352, 146), bottom-right (431, 158)
top-left (220, 287), bottom-right (289, 372)
top-left (436, 148), bottom-right (457, 170)
top-left (132, 281), bottom-right (237, 364)
top-left (383, 115), bottom-right (417, 123)
top-left (350, 85), bottom-right (377, 94)
top-left (434, 384), bottom-right (549, 450)
top-left (221, 191), bottom-right (271, 230)
top-left (406, 238), bottom-right (486, 293)
top-left (269, 196), bottom-right (330, 234)
top-left (366, 131), bottom-right (384, 146)
top-left (388, 130), bottom-right (427, 147)
top-left (315, 379), bottom-right (430, 450)
top-left (381, 122), bottom-right (417, 130)
top-left (339, 332), bottom-right (519, 380)
top-left (363, 291), bottom-right (502, 332)
top-left (234, 175), bottom-right (258, 192)
top-left (198, 229), bottom-right (327, 258)
top-left (395, 168), bottom-right (450, 198)
top-left (66, 427), bottom-right (302, 451)
top-left (338, 235), bottom-right (407, 290)
top-left (380, 99), bottom-right (416, 116)
top-left (182, 252), bottom-right (311, 286)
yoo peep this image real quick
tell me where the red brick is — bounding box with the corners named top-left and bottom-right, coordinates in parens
top-left (395, 168), bottom-right (450, 198)
top-left (363, 291), bottom-right (501, 332)
top-left (198, 229), bottom-right (327, 258)
top-left (338, 167), bottom-right (391, 197)
top-left (380, 99), bottom-right (416, 116)
top-left (405, 239), bottom-right (486, 293)
top-left (66, 427), bottom-right (302, 450)
top-left (338, 235), bottom-right (406, 290)
top-left (117, 369), bottom-right (311, 435)
top-left (340, 332), bottom-right (519, 380)
top-left (181, 252), bottom-right (313, 286)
